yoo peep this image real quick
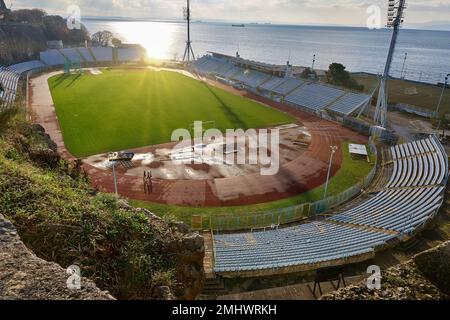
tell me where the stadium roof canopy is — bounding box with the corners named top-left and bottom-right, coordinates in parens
top-left (208, 51), bottom-right (287, 73)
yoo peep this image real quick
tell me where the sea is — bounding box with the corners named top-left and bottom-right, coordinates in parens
top-left (83, 19), bottom-right (450, 84)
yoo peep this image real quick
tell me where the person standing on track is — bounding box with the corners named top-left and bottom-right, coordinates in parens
top-left (148, 171), bottom-right (153, 194)
top-left (143, 171), bottom-right (149, 194)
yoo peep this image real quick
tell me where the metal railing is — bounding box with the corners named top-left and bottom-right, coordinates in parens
top-left (199, 143), bottom-right (378, 232)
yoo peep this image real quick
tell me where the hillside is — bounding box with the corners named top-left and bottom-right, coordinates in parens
top-left (322, 241), bottom-right (450, 300)
top-left (0, 110), bottom-right (205, 300)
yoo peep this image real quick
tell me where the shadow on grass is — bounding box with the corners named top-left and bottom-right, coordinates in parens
top-left (51, 74), bottom-right (70, 89)
top-left (65, 73), bottom-right (82, 88)
top-left (199, 80), bottom-right (247, 129)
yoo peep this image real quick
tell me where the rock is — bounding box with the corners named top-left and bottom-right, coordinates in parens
top-left (413, 241), bottom-right (450, 295)
top-left (0, 213), bottom-right (114, 300)
top-left (152, 286), bottom-right (174, 300)
top-left (321, 241), bottom-right (450, 300)
top-left (182, 233), bottom-right (204, 253)
top-left (28, 147), bottom-right (60, 168)
top-left (173, 222), bottom-right (190, 234)
top-left (30, 124), bottom-right (46, 134)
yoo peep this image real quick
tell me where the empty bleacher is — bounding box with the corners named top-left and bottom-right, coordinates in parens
top-left (59, 48), bottom-right (84, 64)
top-left (259, 77), bottom-right (289, 92)
top-left (117, 47), bottom-right (143, 62)
top-left (213, 60), bottom-right (235, 77)
top-left (77, 48), bottom-right (95, 63)
top-left (193, 55), bottom-right (228, 74)
top-left (90, 47), bottom-right (113, 62)
top-left (270, 78), bottom-right (304, 96)
top-left (213, 136), bottom-right (448, 274)
top-left (285, 83), bottom-right (345, 112)
top-left (0, 67), bottom-right (20, 110)
top-left (40, 49), bottom-right (66, 66)
top-left (8, 60), bottom-right (46, 74)
top-left (193, 54), bottom-right (372, 116)
top-left (231, 68), bottom-right (271, 89)
top-left (327, 92), bottom-right (372, 116)
top-left (214, 221), bottom-right (397, 273)
top-left (221, 66), bottom-right (243, 79)
top-left (329, 136), bottom-right (448, 233)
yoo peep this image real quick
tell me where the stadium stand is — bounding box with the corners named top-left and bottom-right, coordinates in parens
top-left (231, 68), bottom-right (271, 89)
top-left (330, 136), bottom-right (448, 232)
top-left (213, 60), bottom-right (235, 76)
top-left (59, 48), bottom-right (84, 64)
top-left (213, 136), bottom-right (448, 274)
top-left (8, 60), bottom-right (46, 75)
top-left (214, 222), bottom-right (397, 273)
top-left (259, 77), bottom-right (289, 92)
top-left (327, 92), bottom-right (372, 116)
top-left (0, 67), bottom-right (20, 110)
top-left (193, 54), bottom-right (372, 116)
top-left (285, 83), bottom-right (345, 112)
top-left (90, 47), bottom-right (113, 62)
top-left (194, 55), bottom-right (229, 74)
top-left (117, 47), bottom-right (143, 62)
top-left (77, 47), bottom-right (95, 63)
top-left (221, 66), bottom-right (243, 79)
top-left (270, 78), bottom-right (304, 96)
top-left (40, 49), bottom-right (66, 66)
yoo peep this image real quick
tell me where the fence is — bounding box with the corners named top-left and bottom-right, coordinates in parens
top-left (392, 103), bottom-right (436, 119)
top-left (195, 144), bottom-right (378, 232)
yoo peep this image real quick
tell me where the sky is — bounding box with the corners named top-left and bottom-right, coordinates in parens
top-left (8, 0), bottom-right (450, 28)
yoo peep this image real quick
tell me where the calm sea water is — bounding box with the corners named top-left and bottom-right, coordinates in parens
top-left (84, 20), bottom-right (450, 84)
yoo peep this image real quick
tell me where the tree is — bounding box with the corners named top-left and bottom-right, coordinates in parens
top-left (10, 9), bottom-right (46, 25)
top-left (92, 30), bottom-right (113, 47)
top-left (42, 15), bottom-right (89, 45)
top-left (300, 67), bottom-right (317, 80)
top-left (326, 63), bottom-right (364, 91)
top-left (111, 38), bottom-right (122, 47)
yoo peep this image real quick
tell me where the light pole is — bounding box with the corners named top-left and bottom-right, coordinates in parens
top-left (400, 52), bottom-right (407, 79)
top-left (323, 146), bottom-right (338, 200)
top-left (436, 74), bottom-right (449, 117)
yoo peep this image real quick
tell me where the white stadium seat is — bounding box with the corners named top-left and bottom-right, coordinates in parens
top-left (213, 136), bottom-right (448, 274)
top-left (0, 67), bottom-right (20, 111)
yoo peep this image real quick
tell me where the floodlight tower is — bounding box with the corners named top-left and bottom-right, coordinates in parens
top-left (183, 0), bottom-right (195, 63)
top-left (374, 0), bottom-right (407, 128)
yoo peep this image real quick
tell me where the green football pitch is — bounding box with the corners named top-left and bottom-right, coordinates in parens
top-left (49, 69), bottom-right (295, 157)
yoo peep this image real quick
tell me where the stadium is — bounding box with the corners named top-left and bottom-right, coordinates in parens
top-left (1, 0), bottom-right (449, 302)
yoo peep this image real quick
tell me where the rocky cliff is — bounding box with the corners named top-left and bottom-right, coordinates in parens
top-left (0, 213), bottom-right (114, 300)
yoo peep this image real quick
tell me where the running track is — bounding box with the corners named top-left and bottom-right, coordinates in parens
top-left (29, 71), bottom-right (367, 207)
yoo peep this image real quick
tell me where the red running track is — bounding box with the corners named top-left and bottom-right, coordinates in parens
top-left (30, 72), bottom-right (368, 207)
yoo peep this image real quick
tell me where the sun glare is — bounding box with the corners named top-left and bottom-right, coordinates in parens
top-left (112, 21), bottom-right (180, 60)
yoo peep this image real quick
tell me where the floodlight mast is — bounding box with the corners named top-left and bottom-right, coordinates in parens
top-left (183, 0), bottom-right (195, 63)
top-left (374, 0), bottom-right (407, 128)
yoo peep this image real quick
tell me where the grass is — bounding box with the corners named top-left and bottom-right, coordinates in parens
top-left (0, 117), bottom-right (193, 299)
top-left (353, 74), bottom-right (450, 114)
top-left (131, 142), bottom-right (375, 230)
top-left (49, 69), bottom-right (295, 157)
